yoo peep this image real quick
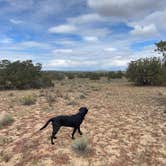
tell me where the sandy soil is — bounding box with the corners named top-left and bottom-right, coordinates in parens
top-left (0, 79), bottom-right (166, 166)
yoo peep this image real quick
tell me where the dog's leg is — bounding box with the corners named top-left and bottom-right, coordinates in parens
top-left (78, 127), bottom-right (83, 135)
top-left (51, 125), bottom-right (60, 145)
top-left (72, 128), bottom-right (77, 139)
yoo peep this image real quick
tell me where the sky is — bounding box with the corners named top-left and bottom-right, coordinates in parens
top-left (0, 0), bottom-right (166, 71)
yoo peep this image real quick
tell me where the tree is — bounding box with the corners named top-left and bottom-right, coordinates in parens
top-left (0, 60), bottom-right (53, 89)
top-left (155, 40), bottom-right (166, 62)
top-left (127, 57), bottom-right (162, 85)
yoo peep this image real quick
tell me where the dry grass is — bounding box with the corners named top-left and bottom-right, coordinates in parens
top-left (20, 95), bottom-right (36, 105)
top-left (0, 114), bottom-right (14, 129)
top-left (0, 78), bottom-right (166, 165)
top-left (71, 136), bottom-right (91, 155)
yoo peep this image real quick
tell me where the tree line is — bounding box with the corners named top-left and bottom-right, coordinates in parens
top-left (0, 60), bottom-right (53, 89)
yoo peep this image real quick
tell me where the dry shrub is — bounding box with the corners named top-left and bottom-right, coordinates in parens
top-left (0, 113), bottom-right (14, 129)
top-left (71, 136), bottom-right (91, 155)
top-left (20, 95), bottom-right (36, 105)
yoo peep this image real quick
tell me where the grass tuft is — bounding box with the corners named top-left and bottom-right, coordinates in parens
top-left (71, 136), bottom-right (91, 155)
top-left (0, 114), bottom-right (14, 129)
top-left (20, 95), bottom-right (36, 105)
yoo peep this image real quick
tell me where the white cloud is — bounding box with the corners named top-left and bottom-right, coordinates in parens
top-left (104, 47), bottom-right (117, 52)
top-left (0, 37), bottom-right (13, 44)
top-left (88, 0), bottom-right (166, 20)
top-left (0, 40), bottom-right (52, 52)
top-left (130, 24), bottom-right (158, 37)
top-left (129, 10), bottom-right (166, 33)
top-left (48, 24), bottom-right (77, 33)
top-left (68, 13), bottom-right (103, 24)
top-left (47, 59), bottom-right (96, 68)
top-left (10, 19), bottom-right (24, 24)
top-left (53, 49), bottom-right (73, 54)
top-left (83, 36), bottom-right (98, 42)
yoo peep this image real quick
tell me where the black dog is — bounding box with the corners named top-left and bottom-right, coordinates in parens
top-left (40, 107), bottom-right (88, 144)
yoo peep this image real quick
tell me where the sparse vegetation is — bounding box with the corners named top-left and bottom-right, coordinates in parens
top-left (79, 93), bottom-right (86, 99)
top-left (46, 94), bottom-right (56, 107)
top-left (42, 106), bottom-right (53, 112)
top-left (0, 114), bottom-right (14, 129)
top-left (108, 71), bottom-right (124, 79)
top-left (0, 79), bottom-right (165, 165)
top-left (20, 95), bottom-right (36, 105)
top-left (67, 100), bottom-right (78, 106)
top-left (71, 136), bottom-right (91, 154)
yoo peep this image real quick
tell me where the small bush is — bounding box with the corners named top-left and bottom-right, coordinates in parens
top-left (71, 136), bottom-right (91, 154)
top-left (47, 94), bottom-right (56, 107)
top-left (108, 71), bottom-right (124, 79)
top-left (67, 100), bottom-right (78, 106)
top-left (89, 73), bottom-right (101, 80)
top-left (20, 95), bottom-right (36, 105)
top-left (79, 94), bottom-right (86, 99)
top-left (0, 114), bottom-right (14, 129)
top-left (42, 106), bottom-right (53, 113)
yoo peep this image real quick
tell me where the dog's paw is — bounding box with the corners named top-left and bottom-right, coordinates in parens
top-left (51, 142), bottom-right (55, 145)
top-left (53, 136), bottom-right (57, 139)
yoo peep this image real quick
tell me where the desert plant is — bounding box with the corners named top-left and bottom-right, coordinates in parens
top-left (108, 71), bottom-right (124, 79)
top-left (79, 93), bottom-right (86, 99)
top-left (88, 73), bottom-right (101, 80)
top-left (0, 114), bottom-right (14, 129)
top-left (0, 60), bottom-right (53, 90)
top-left (47, 94), bottom-right (56, 106)
top-left (67, 100), bottom-right (78, 106)
top-left (20, 95), bottom-right (36, 105)
top-left (127, 57), bottom-right (163, 85)
top-left (42, 106), bottom-right (53, 113)
top-left (71, 136), bottom-right (91, 154)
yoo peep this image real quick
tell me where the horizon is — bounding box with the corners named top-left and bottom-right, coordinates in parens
top-left (0, 0), bottom-right (165, 71)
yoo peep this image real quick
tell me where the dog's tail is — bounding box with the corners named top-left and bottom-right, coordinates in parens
top-left (40, 119), bottom-right (52, 131)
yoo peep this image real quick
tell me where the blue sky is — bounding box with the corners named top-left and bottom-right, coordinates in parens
top-left (0, 0), bottom-right (166, 71)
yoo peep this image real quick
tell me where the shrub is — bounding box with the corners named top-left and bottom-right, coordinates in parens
top-left (67, 100), bottom-right (78, 106)
top-left (88, 73), bottom-right (101, 80)
top-left (20, 95), bottom-right (36, 105)
top-left (66, 73), bottom-right (75, 79)
top-left (0, 60), bottom-right (53, 90)
top-left (42, 106), bottom-right (53, 113)
top-left (127, 57), bottom-right (163, 86)
top-left (71, 136), bottom-right (91, 154)
top-left (108, 71), bottom-right (124, 79)
top-left (46, 94), bottom-right (56, 107)
top-left (0, 114), bottom-right (14, 129)
top-left (79, 93), bottom-right (86, 99)
top-left (127, 41), bottom-right (166, 86)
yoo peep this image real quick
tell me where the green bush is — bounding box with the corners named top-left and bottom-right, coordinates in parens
top-left (108, 71), bottom-right (124, 79)
top-left (127, 41), bottom-right (166, 86)
top-left (127, 57), bottom-right (163, 85)
top-left (20, 95), bottom-right (36, 105)
top-left (0, 60), bottom-right (53, 90)
top-left (88, 73), bottom-right (101, 80)
top-left (0, 114), bottom-right (14, 129)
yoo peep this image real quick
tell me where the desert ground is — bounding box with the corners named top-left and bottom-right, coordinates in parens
top-left (0, 78), bottom-right (166, 166)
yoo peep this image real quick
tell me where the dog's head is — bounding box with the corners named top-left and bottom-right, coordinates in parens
top-left (79, 107), bottom-right (88, 116)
